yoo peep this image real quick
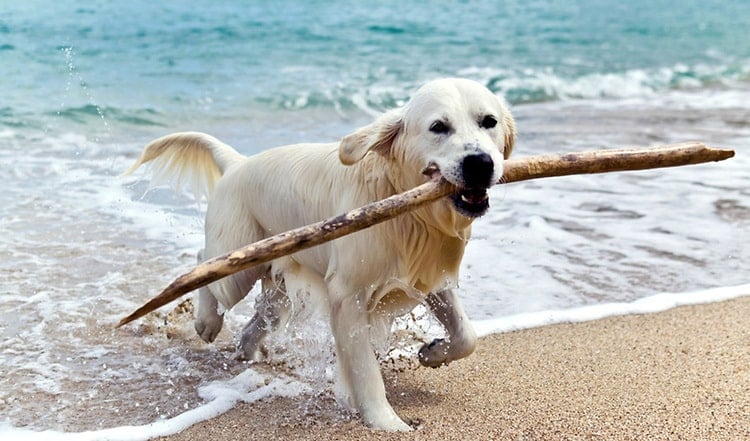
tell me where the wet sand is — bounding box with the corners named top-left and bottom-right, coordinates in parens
top-left (160, 296), bottom-right (750, 440)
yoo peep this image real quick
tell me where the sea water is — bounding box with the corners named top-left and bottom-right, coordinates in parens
top-left (1, 1), bottom-right (749, 438)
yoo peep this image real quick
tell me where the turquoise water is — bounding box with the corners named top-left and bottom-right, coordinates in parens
top-left (3, 0), bottom-right (750, 135)
top-left (1, 1), bottom-right (749, 433)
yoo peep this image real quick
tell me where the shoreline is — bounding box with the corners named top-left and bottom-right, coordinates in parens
top-left (157, 295), bottom-right (750, 441)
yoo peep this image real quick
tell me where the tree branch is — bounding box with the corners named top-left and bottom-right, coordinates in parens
top-left (117, 142), bottom-right (734, 328)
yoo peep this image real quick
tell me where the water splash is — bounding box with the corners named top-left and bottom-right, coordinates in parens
top-left (59, 46), bottom-right (111, 144)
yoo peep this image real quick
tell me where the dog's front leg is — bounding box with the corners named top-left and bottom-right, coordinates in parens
top-left (238, 277), bottom-right (291, 361)
top-left (418, 288), bottom-right (477, 368)
top-left (330, 291), bottom-right (411, 431)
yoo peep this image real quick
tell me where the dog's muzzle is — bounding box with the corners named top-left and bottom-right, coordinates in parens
top-left (423, 152), bottom-right (497, 218)
top-left (452, 153), bottom-right (495, 217)
top-left (461, 153), bottom-right (494, 188)
top-left (452, 153), bottom-right (495, 218)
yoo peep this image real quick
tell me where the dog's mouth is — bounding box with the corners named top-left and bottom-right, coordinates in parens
top-left (422, 163), bottom-right (490, 218)
top-left (451, 188), bottom-right (490, 218)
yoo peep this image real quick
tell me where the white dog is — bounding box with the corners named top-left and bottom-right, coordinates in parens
top-left (127, 78), bottom-right (515, 431)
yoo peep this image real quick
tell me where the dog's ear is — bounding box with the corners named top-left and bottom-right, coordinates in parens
top-left (339, 110), bottom-right (403, 165)
top-left (501, 112), bottom-right (516, 159)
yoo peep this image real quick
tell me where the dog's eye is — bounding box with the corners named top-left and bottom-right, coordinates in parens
top-left (480, 115), bottom-right (497, 129)
top-left (429, 120), bottom-right (451, 134)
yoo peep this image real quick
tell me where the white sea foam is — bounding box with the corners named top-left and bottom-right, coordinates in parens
top-left (458, 60), bottom-right (750, 104)
top-left (473, 283), bottom-right (750, 337)
top-left (0, 370), bottom-right (309, 441)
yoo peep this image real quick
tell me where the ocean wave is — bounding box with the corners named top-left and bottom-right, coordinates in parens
top-left (256, 60), bottom-right (750, 114)
top-left (0, 105), bottom-right (167, 132)
top-left (49, 105), bottom-right (166, 126)
top-left (5, 62), bottom-right (749, 137)
top-left (470, 61), bottom-right (750, 103)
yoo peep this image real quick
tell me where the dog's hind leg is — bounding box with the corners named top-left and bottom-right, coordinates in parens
top-left (194, 249), bottom-right (225, 343)
top-left (418, 288), bottom-right (477, 368)
top-left (238, 274), bottom-right (291, 361)
top-left (195, 243), bottom-right (264, 345)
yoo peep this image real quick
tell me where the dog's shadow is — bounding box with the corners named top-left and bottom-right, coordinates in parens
top-left (382, 362), bottom-right (449, 406)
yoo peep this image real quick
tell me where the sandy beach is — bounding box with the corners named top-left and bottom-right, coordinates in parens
top-left (157, 296), bottom-right (750, 441)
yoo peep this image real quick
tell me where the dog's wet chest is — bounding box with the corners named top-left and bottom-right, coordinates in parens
top-left (391, 220), bottom-right (468, 293)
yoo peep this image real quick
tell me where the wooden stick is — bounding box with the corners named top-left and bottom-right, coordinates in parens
top-left (117, 142), bottom-right (734, 327)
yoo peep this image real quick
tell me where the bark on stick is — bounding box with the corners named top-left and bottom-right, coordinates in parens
top-left (117, 142), bottom-right (734, 327)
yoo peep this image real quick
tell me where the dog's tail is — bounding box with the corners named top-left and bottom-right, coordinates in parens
top-left (125, 131), bottom-right (245, 202)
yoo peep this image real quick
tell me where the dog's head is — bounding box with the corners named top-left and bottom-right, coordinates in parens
top-left (339, 78), bottom-right (515, 218)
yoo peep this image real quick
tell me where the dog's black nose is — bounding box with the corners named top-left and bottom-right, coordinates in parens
top-left (461, 153), bottom-right (494, 188)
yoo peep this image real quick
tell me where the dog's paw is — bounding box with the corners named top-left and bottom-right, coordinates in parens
top-left (236, 338), bottom-right (267, 362)
top-left (418, 332), bottom-right (477, 368)
top-left (363, 409), bottom-right (413, 432)
top-left (194, 313), bottom-right (224, 343)
top-left (376, 418), bottom-right (413, 432)
top-left (418, 338), bottom-right (450, 368)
